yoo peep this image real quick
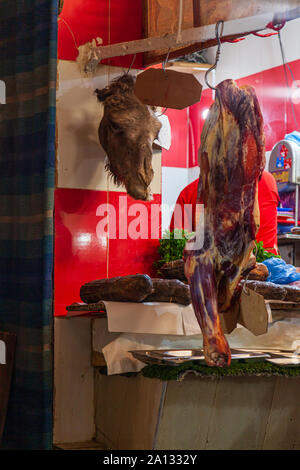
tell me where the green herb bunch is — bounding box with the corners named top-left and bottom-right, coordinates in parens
top-left (154, 229), bottom-right (195, 270)
top-left (254, 241), bottom-right (281, 263)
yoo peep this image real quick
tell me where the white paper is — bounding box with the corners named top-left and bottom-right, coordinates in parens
top-left (96, 317), bottom-right (300, 375)
top-left (154, 113), bottom-right (171, 150)
top-left (103, 301), bottom-right (202, 336)
top-left (182, 304), bottom-right (202, 335)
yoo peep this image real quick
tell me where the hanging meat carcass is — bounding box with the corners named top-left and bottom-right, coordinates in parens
top-left (95, 74), bottom-right (161, 201)
top-left (184, 79), bottom-right (265, 367)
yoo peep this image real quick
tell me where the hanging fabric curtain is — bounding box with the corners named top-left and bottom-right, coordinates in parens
top-left (0, 0), bottom-right (57, 449)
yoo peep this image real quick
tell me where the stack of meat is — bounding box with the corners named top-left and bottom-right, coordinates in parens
top-left (75, 275), bottom-right (191, 310)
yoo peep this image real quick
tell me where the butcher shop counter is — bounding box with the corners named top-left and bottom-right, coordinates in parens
top-left (53, 298), bottom-right (300, 450)
top-left (94, 362), bottom-right (300, 450)
top-left (93, 340), bottom-right (299, 450)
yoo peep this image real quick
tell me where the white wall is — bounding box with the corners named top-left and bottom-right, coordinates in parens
top-left (57, 61), bottom-right (162, 195)
top-left (205, 18), bottom-right (300, 85)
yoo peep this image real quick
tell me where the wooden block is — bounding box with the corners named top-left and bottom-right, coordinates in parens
top-left (135, 68), bottom-right (202, 109)
top-left (143, 0), bottom-right (300, 65)
top-left (94, 373), bottom-right (300, 450)
top-left (155, 375), bottom-right (277, 450)
top-left (204, 376), bottom-right (276, 450)
top-left (53, 318), bottom-right (95, 444)
top-left (92, 351), bottom-right (107, 367)
top-left (0, 331), bottom-right (17, 441)
top-left (155, 376), bottom-right (218, 450)
top-left (66, 301), bottom-right (106, 314)
top-left (266, 300), bottom-right (300, 310)
top-left (263, 377), bottom-right (300, 449)
top-left (95, 373), bottom-right (164, 450)
top-left (219, 302), bottom-right (239, 334)
top-left (54, 440), bottom-right (105, 450)
top-left (238, 290), bottom-right (268, 336)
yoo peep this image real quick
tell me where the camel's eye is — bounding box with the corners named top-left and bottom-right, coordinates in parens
top-left (110, 121), bottom-right (121, 132)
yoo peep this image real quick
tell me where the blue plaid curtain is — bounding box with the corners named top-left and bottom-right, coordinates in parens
top-left (0, 0), bottom-right (57, 449)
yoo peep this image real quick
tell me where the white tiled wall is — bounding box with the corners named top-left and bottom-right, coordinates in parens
top-left (57, 61), bottom-right (162, 195)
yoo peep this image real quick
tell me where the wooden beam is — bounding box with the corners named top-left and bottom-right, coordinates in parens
top-left (84, 12), bottom-right (271, 71)
top-left (193, 0), bottom-right (201, 28)
top-left (144, 0), bottom-right (300, 65)
top-left (143, 31), bottom-right (256, 66)
top-left (84, 9), bottom-right (299, 71)
top-left (92, 350), bottom-right (107, 367)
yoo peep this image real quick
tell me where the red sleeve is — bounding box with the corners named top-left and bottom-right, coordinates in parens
top-left (169, 179), bottom-right (199, 232)
top-left (256, 171), bottom-right (279, 249)
top-left (169, 191), bottom-right (186, 232)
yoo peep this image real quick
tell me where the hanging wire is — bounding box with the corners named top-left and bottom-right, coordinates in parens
top-left (205, 20), bottom-right (224, 90)
top-left (162, 48), bottom-right (171, 74)
top-left (277, 30), bottom-right (300, 132)
top-left (58, 17), bottom-right (79, 52)
top-left (106, 0), bottom-right (111, 279)
top-left (155, 49), bottom-right (172, 117)
top-left (126, 53), bottom-right (137, 74)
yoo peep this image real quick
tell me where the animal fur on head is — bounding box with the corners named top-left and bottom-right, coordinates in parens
top-left (95, 74), bottom-right (161, 201)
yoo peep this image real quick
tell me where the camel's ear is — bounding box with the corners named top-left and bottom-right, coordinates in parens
top-left (95, 87), bottom-right (111, 102)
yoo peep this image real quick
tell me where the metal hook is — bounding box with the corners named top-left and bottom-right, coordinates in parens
top-left (162, 48), bottom-right (171, 75)
top-left (156, 49), bottom-right (171, 116)
top-left (126, 53), bottom-right (137, 75)
top-left (205, 20), bottom-right (224, 91)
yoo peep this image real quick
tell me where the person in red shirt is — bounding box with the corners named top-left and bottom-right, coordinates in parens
top-left (170, 170), bottom-right (280, 254)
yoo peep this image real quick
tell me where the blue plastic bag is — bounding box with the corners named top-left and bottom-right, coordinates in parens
top-left (285, 131), bottom-right (300, 147)
top-left (262, 257), bottom-right (300, 284)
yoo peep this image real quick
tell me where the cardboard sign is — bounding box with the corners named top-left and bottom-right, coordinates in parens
top-left (219, 301), bottom-right (240, 334)
top-left (135, 68), bottom-right (202, 109)
top-left (238, 289), bottom-right (268, 336)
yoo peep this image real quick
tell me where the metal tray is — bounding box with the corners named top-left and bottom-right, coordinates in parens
top-left (129, 348), bottom-right (271, 366)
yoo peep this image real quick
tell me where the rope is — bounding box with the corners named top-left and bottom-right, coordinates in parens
top-left (126, 53), bottom-right (137, 74)
top-left (155, 49), bottom-right (171, 117)
top-left (108, 0), bottom-right (111, 85)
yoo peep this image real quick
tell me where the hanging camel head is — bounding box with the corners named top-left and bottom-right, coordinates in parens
top-left (95, 74), bottom-right (162, 201)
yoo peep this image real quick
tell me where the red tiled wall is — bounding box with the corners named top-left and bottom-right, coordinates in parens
top-left (58, 0), bottom-right (144, 68)
top-left (161, 108), bottom-right (189, 168)
top-left (54, 189), bottom-right (161, 316)
top-left (237, 59), bottom-right (300, 151)
top-left (162, 59), bottom-right (300, 169)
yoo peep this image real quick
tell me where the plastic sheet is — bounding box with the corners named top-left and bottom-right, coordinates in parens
top-left (263, 257), bottom-right (300, 284)
top-left (285, 130), bottom-right (300, 147)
